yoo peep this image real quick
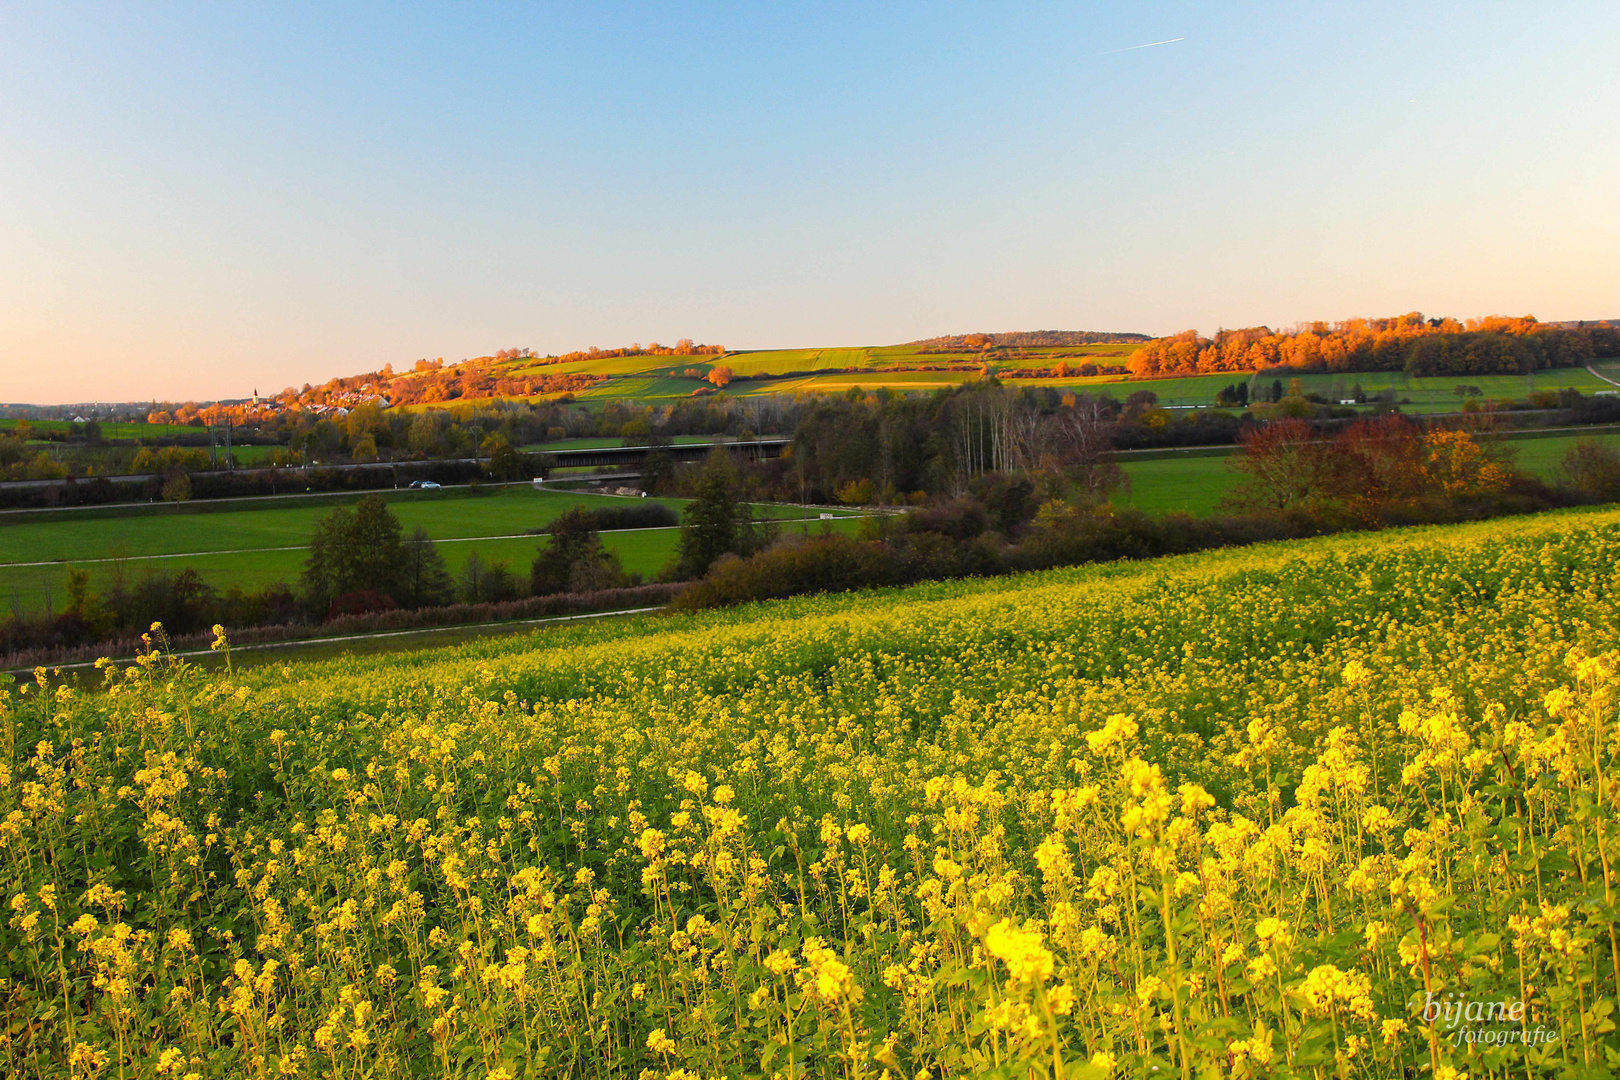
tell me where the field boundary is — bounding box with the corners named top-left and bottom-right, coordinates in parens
top-left (4, 604), bottom-right (666, 682)
top-left (1587, 364), bottom-right (1620, 388)
top-left (0, 514), bottom-right (872, 569)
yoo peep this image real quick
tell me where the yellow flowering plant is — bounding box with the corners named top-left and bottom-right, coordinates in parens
top-left (0, 509), bottom-right (1616, 1076)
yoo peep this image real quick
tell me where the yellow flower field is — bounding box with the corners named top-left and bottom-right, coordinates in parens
top-left (4, 508), bottom-right (1620, 1078)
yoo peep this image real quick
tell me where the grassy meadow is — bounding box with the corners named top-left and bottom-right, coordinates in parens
top-left (1114, 428), bottom-right (1620, 515)
top-left (0, 418), bottom-right (204, 439)
top-left (0, 487), bottom-right (862, 616)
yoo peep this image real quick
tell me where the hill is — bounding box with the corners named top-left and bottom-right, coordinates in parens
top-left (268, 332), bottom-right (1153, 413)
top-left (5, 507), bottom-right (1617, 1075)
top-left (906, 329), bottom-right (1152, 349)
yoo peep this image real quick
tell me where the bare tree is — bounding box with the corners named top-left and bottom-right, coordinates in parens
top-left (1043, 395), bottom-right (1126, 503)
top-left (1003, 403), bottom-right (1044, 474)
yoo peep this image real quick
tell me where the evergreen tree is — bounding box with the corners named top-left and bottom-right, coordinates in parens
top-left (347, 494), bottom-right (406, 595)
top-left (674, 449), bottom-right (769, 579)
top-left (675, 453), bottom-right (741, 579)
top-left (302, 506), bottom-right (355, 612)
top-left (401, 526), bottom-right (454, 608)
top-left (531, 507), bottom-right (627, 595)
top-left (458, 550), bottom-right (519, 603)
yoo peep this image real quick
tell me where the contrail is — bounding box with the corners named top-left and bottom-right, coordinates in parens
top-left (1104, 36), bottom-right (1185, 54)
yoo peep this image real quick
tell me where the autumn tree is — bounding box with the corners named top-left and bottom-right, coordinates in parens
top-left (485, 439), bottom-right (534, 481)
top-left (160, 470), bottom-right (192, 502)
top-left (1224, 416), bottom-right (1513, 519)
top-left (1420, 429), bottom-right (1513, 497)
top-left (1220, 419), bottom-right (1336, 514)
top-left (1557, 438), bottom-right (1620, 502)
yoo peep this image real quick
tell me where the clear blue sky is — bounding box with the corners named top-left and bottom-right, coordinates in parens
top-left (3, 2), bottom-right (1617, 403)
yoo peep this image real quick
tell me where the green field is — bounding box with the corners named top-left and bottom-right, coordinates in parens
top-left (0, 417), bottom-right (206, 439)
top-left (8, 420), bottom-right (1619, 615)
top-left (1115, 428), bottom-right (1620, 514)
top-left (0, 487), bottom-right (861, 615)
top-left (735, 371), bottom-right (977, 396)
top-left (512, 341), bottom-right (1139, 381)
top-left (571, 376), bottom-right (710, 401)
top-left (1129, 366), bottom-right (1617, 410)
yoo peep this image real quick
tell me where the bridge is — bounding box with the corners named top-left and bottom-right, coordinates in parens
top-left (538, 439), bottom-right (788, 470)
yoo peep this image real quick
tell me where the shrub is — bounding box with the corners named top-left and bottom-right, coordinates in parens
top-left (1557, 438), bottom-right (1620, 503)
top-left (537, 503), bottom-right (678, 533)
top-left (326, 589), bottom-right (399, 621)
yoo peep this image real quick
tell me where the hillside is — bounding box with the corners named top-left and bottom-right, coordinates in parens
top-left (5, 507), bottom-right (1617, 1075)
top-left (274, 332), bottom-right (1151, 413)
top-left (906, 329), bottom-right (1152, 349)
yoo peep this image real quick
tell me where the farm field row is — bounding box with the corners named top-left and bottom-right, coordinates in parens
top-left (528, 364), bottom-right (1617, 410)
top-left (0, 488), bottom-right (859, 566)
top-left (508, 341), bottom-right (1141, 381)
top-left (717, 341), bottom-right (1139, 376)
top-left (1119, 365), bottom-right (1618, 410)
top-left (366, 356), bottom-right (1620, 411)
top-left (7, 507), bottom-right (1617, 1075)
top-left (0, 488), bottom-right (691, 565)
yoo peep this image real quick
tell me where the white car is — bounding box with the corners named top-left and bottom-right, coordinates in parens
top-left (409, 480), bottom-right (442, 489)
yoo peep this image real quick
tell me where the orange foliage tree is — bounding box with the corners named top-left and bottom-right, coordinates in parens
top-left (1223, 416), bottom-right (1515, 520)
top-left (1129, 313), bottom-right (1613, 379)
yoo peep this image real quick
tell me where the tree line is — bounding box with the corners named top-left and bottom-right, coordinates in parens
top-left (653, 382), bottom-right (1230, 506)
top-left (1128, 313), bottom-right (1620, 378)
top-left (676, 423), bottom-right (1620, 610)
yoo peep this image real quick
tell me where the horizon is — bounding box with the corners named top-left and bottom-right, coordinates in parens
top-left (4, 309), bottom-right (1615, 410)
top-left (5, 309), bottom-right (1620, 408)
top-left (4, 2), bottom-right (1618, 404)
